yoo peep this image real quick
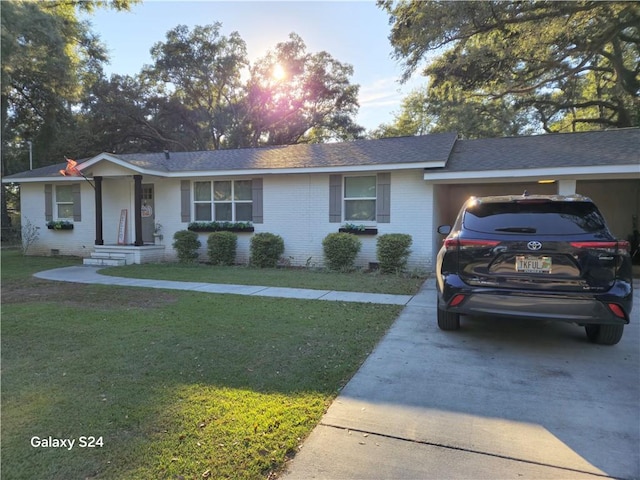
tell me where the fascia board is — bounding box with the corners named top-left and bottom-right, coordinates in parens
top-left (166, 161), bottom-right (446, 178)
top-left (2, 159), bottom-right (446, 183)
top-left (1, 176), bottom-right (85, 184)
top-left (424, 165), bottom-right (640, 183)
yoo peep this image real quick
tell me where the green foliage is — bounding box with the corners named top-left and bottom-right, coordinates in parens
top-left (172, 230), bottom-right (201, 263)
top-left (322, 232), bottom-right (362, 271)
top-left (380, 1), bottom-right (639, 134)
top-left (147, 23), bottom-right (249, 150)
top-left (207, 231), bottom-right (237, 266)
top-left (250, 232), bottom-right (285, 268)
top-left (241, 33), bottom-right (364, 147)
top-left (46, 220), bottom-right (74, 230)
top-left (377, 233), bottom-right (412, 274)
top-left (188, 221), bottom-right (253, 232)
top-left (105, 262), bottom-right (427, 295)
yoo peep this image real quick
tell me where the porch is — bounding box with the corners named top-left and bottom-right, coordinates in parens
top-left (83, 244), bottom-right (165, 266)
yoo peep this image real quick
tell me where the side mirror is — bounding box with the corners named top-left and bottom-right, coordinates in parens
top-left (437, 225), bottom-right (452, 235)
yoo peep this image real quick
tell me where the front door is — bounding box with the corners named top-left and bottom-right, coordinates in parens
top-left (141, 184), bottom-right (155, 244)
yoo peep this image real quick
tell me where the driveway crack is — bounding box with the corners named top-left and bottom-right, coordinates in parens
top-left (319, 422), bottom-right (625, 480)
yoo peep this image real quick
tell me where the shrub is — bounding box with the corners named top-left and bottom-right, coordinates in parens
top-left (322, 232), bottom-right (362, 271)
top-left (207, 231), bottom-right (237, 265)
top-left (172, 230), bottom-right (201, 263)
top-left (250, 232), bottom-right (284, 268)
top-left (377, 233), bottom-right (413, 273)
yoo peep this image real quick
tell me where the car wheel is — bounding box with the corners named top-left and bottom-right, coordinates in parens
top-left (585, 324), bottom-right (624, 345)
top-left (437, 299), bottom-right (460, 331)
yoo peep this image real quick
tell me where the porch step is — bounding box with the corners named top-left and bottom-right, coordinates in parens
top-left (83, 251), bottom-right (130, 267)
top-left (83, 257), bottom-right (127, 267)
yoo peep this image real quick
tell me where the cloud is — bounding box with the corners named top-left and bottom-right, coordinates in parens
top-left (359, 77), bottom-right (405, 109)
top-left (357, 74), bottom-right (428, 129)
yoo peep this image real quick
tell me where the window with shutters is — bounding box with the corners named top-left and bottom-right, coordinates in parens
top-left (55, 185), bottom-right (74, 219)
top-left (344, 176), bottom-right (376, 221)
top-left (193, 180), bottom-right (253, 222)
top-left (329, 173), bottom-right (390, 224)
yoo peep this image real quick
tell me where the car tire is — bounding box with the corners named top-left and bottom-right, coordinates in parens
top-left (585, 324), bottom-right (624, 345)
top-left (437, 300), bottom-right (460, 331)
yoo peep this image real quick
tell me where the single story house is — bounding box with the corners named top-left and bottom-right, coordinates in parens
top-left (3, 128), bottom-right (639, 269)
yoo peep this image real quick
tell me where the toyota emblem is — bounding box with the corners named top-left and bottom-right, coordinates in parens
top-left (527, 241), bottom-right (542, 251)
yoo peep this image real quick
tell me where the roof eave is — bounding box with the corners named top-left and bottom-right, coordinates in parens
top-left (424, 164), bottom-right (640, 183)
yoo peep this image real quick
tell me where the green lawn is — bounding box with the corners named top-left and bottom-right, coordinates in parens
top-left (1, 250), bottom-right (404, 479)
top-left (102, 262), bottom-right (427, 295)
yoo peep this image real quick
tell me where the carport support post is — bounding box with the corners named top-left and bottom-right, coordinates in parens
top-left (558, 180), bottom-right (577, 196)
top-left (133, 175), bottom-right (143, 246)
top-left (94, 176), bottom-right (104, 245)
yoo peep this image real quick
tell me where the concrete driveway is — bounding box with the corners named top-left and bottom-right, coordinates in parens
top-left (284, 282), bottom-right (640, 479)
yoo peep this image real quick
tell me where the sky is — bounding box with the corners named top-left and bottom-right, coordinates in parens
top-left (83, 0), bottom-right (428, 132)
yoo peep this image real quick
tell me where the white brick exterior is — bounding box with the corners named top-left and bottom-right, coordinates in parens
top-left (17, 169), bottom-right (436, 270)
top-left (180, 170), bottom-right (435, 270)
top-left (19, 182), bottom-right (96, 257)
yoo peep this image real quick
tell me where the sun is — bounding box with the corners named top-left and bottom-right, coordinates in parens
top-left (272, 63), bottom-right (286, 81)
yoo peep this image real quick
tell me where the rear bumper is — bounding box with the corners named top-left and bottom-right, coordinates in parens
top-left (438, 275), bottom-right (632, 325)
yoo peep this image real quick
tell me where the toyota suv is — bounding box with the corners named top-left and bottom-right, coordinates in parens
top-left (436, 194), bottom-right (633, 345)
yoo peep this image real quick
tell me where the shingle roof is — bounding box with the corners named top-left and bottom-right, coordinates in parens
top-left (3, 128), bottom-right (637, 181)
top-left (110, 132), bottom-right (459, 172)
top-left (444, 128), bottom-right (639, 172)
top-left (3, 132), bottom-right (458, 180)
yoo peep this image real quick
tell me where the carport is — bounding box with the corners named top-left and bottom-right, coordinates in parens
top-left (425, 130), bottom-right (640, 263)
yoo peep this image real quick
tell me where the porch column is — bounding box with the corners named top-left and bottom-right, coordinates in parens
top-left (94, 176), bottom-right (104, 245)
top-left (133, 175), bottom-right (143, 246)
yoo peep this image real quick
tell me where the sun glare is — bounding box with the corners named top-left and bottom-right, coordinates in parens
top-left (272, 63), bottom-right (286, 81)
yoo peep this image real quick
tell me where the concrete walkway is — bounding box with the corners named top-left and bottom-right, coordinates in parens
top-left (33, 265), bottom-right (419, 305)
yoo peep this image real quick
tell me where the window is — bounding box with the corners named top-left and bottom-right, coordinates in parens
top-left (194, 180), bottom-right (253, 222)
top-left (194, 181), bottom-right (212, 221)
top-left (55, 185), bottom-right (74, 219)
top-left (464, 201), bottom-right (607, 235)
top-left (344, 176), bottom-right (376, 221)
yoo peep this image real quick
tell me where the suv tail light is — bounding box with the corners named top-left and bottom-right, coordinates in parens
top-left (570, 241), bottom-right (630, 256)
top-left (443, 238), bottom-right (500, 251)
top-left (607, 303), bottom-right (628, 320)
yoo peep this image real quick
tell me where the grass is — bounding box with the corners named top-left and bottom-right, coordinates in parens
top-left (1, 250), bottom-right (403, 479)
top-left (102, 263), bottom-right (428, 295)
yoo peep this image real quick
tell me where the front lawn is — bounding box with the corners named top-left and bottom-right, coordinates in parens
top-left (102, 263), bottom-right (427, 295)
top-left (1, 250), bottom-right (402, 479)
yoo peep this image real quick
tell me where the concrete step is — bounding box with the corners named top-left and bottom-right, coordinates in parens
top-left (83, 257), bottom-right (126, 267)
top-left (90, 252), bottom-right (129, 260)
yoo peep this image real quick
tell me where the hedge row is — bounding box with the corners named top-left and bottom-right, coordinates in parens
top-left (172, 230), bottom-right (413, 272)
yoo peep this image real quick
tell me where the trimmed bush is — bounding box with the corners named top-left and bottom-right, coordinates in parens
top-left (207, 231), bottom-right (237, 265)
top-left (250, 232), bottom-right (284, 268)
top-left (172, 230), bottom-right (201, 263)
top-left (377, 233), bottom-right (413, 273)
top-left (322, 232), bottom-right (362, 271)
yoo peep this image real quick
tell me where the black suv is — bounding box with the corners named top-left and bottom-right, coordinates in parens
top-left (436, 194), bottom-right (633, 345)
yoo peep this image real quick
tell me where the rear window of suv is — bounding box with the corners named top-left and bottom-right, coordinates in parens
top-left (463, 201), bottom-right (608, 235)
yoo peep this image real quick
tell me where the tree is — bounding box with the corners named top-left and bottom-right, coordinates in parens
top-left (379, 0), bottom-right (639, 133)
top-left (239, 33), bottom-right (364, 147)
top-left (76, 74), bottom-right (197, 155)
top-left (1, 0), bottom-right (138, 232)
top-left (145, 23), bottom-right (249, 150)
top-left (371, 87), bottom-right (433, 138)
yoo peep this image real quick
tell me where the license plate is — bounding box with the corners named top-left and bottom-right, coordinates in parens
top-left (515, 256), bottom-right (552, 273)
